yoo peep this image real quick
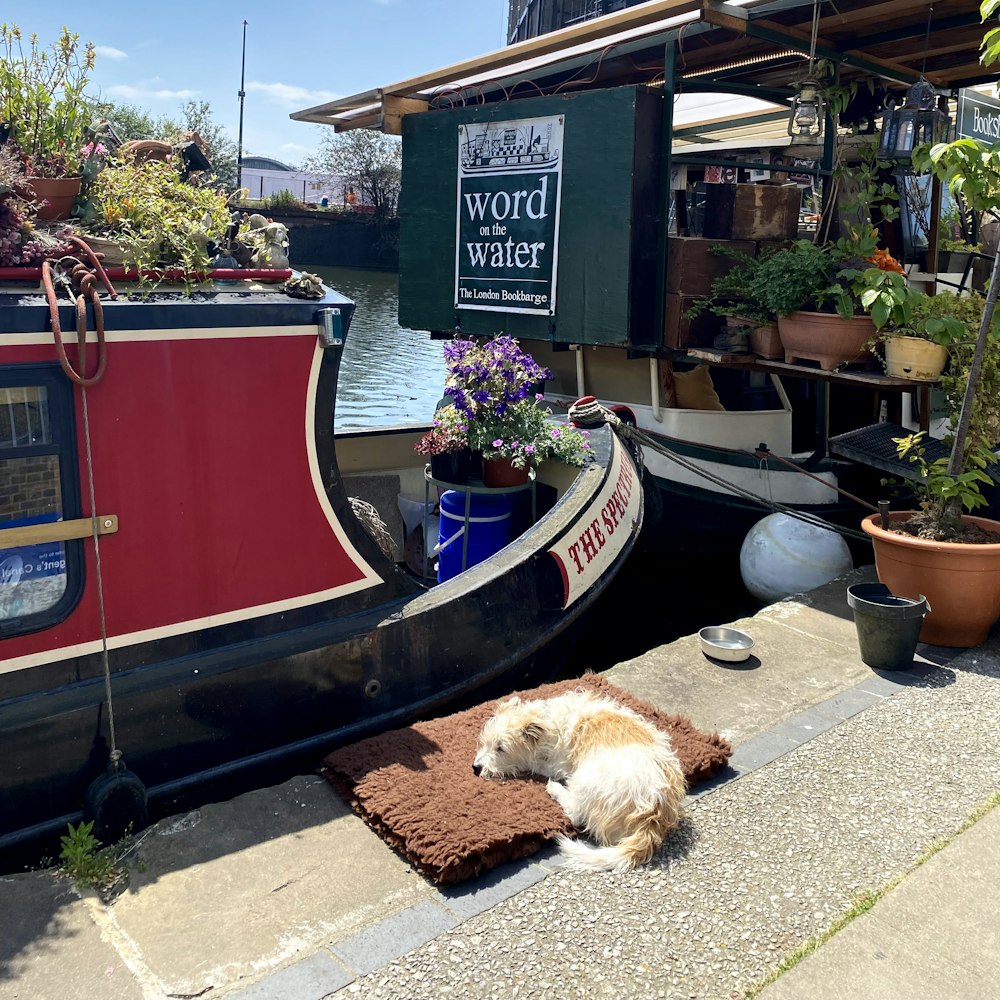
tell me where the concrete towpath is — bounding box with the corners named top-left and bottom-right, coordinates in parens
top-left (2, 564), bottom-right (999, 1000)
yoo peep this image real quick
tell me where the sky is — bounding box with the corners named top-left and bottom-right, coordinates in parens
top-left (3, 2), bottom-right (510, 166)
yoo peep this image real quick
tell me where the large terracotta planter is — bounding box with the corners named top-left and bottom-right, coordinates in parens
top-left (883, 336), bottom-right (947, 381)
top-left (27, 176), bottom-right (82, 222)
top-left (778, 311), bottom-right (875, 371)
top-left (861, 511), bottom-right (1000, 647)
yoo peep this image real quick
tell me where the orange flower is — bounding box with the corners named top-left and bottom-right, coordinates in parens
top-left (866, 248), bottom-right (905, 273)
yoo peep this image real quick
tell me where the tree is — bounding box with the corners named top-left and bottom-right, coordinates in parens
top-left (160, 100), bottom-right (239, 189)
top-left (305, 129), bottom-right (401, 218)
top-left (89, 99), bottom-right (158, 143)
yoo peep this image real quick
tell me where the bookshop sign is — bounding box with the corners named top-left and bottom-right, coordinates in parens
top-left (454, 114), bottom-right (564, 316)
top-left (957, 89), bottom-right (1000, 144)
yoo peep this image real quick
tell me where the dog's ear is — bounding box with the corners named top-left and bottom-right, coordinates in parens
top-left (501, 695), bottom-right (521, 708)
top-left (522, 721), bottom-right (544, 745)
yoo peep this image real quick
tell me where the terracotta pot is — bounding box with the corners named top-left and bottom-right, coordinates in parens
top-left (482, 456), bottom-right (530, 488)
top-left (861, 511), bottom-right (1000, 647)
top-left (748, 321), bottom-right (782, 360)
top-left (883, 336), bottom-right (947, 382)
top-left (778, 311), bottom-right (875, 371)
top-left (27, 176), bottom-right (82, 222)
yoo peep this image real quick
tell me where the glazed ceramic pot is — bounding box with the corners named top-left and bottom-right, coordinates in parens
top-left (861, 511), bottom-right (1000, 647)
top-left (482, 456), bottom-right (530, 488)
top-left (778, 312), bottom-right (875, 371)
top-left (27, 176), bottom-right (83, 222)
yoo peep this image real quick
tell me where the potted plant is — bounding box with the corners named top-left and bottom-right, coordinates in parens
top-left (441, 334), bottom-right (591, 486)
top-left (857, 123), bottom-right (1000, 646)
top-left (88, 154), bottom-right (232, 278)
top-left (414, 403), bottom-right (474, 484)
top-left (685, 245), bottom-right (781, 358)
top-left (0, 24), bottom-right (95, 220)
top-left (752, 235), bottom-right (887, 370)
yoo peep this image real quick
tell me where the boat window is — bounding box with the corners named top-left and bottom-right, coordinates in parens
top-left (0, 371), bottom-right (82, 635)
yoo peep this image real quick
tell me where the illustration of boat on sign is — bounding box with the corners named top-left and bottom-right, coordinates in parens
top-left (0, 267), bottom-right (642, 862)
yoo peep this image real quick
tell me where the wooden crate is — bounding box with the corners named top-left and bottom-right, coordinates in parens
top-left (702, 184), bottom-right (801, 241)
top-left (664, 236), bottom-right (756, 297)
top-left (663, 293), bottom-right (723, 349)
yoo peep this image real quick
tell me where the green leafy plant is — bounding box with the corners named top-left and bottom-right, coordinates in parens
top-left (89, 155), bottom-right (231, 279)
top-left (58, 820), bottom-right (130, 897)
top-left (893, 431), bottom-right (995, 536)
top-left (0, 24), bottom-right (95, 178)
top-left (684, 244), bottom-right (777, 327)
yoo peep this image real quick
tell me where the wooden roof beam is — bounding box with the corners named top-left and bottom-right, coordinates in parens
top-left (702, 1), bottom-right (945, 85)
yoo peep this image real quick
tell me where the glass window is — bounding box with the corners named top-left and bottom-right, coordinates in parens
top-left (0, 376), bottom-right (79, 632)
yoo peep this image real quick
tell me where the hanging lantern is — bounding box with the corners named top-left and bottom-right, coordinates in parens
top-left (787, 78), bottom-right (825, 140)
top-left (879, 77), bottom-right (951, 160)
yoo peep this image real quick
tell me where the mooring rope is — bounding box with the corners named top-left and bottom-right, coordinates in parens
top-left (571, 399), bottom-right (872, 543)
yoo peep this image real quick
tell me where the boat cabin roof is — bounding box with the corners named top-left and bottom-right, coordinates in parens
top-left (290, 0), bottom-right (991, 136)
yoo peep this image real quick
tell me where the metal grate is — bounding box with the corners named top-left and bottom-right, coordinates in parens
top-left (830, 421), bottom-right (1000, 485)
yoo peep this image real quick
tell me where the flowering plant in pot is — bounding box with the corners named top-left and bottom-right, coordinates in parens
top-left (0, 25), bottom-right (95, 219)
top-left (414, 404), bottom-right (474, 484)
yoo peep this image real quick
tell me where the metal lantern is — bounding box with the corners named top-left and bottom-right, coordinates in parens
top-left (787, 78), bottom-right (825, 140)
top-left (879, 77), bottom-right (951, 160)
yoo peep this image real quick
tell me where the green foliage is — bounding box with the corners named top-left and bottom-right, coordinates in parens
top-left (160, 100), bottom-right (238, 189)
top-left (982, 0), bottom-right (1000, 65)
top-left (265, 189), bottom-right (303, 211)
top-left (912, 139), bottom-right (1000, 219)
top-left (89, 99), bottom-right (159, 143)
top-left (305, 130), bottom-right (401, 219)
top-left (0, 23), bottom-right (96, 178)
top-left (684, 244), bottom-right (777, 326)
top-left (58, 821), bottom-right (126, 894)
top-left (893, 431), bottom-right (994, 528)
top-left (90, 156), bottom-right (231, 279)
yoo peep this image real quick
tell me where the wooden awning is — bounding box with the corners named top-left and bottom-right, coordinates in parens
top-left (290, 0), bottom-right (993, 134)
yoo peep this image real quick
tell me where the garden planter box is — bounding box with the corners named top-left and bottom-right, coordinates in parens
top-left (778, 311), bottom-right (875, 371)
top-left (701, 184), bottom-right (801, 241)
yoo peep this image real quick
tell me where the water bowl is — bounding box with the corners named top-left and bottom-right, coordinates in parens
top-left (699, 626), bottom-right (755, 663)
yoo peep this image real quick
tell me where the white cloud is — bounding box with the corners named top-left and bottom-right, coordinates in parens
top-left (246, 81), bottom-right (341, 109)
top-left (95, 45), bottom-right (128, 61)
top-left (105, 83), bottom-right (199, 101)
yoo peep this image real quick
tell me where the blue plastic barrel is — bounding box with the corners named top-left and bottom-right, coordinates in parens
top-left (437, 490), bottom-right (513, 583)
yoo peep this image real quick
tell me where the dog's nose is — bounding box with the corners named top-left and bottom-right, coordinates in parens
top-left (472, 763), bottom-right (482, 776)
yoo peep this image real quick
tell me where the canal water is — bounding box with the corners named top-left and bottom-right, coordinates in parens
top-left (311, 264), bottom-right (761, 671)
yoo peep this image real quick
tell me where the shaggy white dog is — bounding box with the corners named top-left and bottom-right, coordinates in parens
top-left (472, 689), bottom-right (686, 873)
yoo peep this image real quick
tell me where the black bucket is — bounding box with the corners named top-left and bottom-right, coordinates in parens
top-left (847, 583), bottom-right (930, 672)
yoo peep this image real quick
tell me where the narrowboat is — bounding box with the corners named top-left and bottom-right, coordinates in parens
top-left (0, 272), bottom-right (643, 861)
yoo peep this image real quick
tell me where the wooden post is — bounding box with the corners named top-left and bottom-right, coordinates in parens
top-left (655, 41), bottom-right (678, 355)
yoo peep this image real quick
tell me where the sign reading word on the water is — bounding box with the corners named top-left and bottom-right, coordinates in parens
top-left (957, 89), bottom-right (1000, 144)
top-left (455, 115), bottom-right (564, 316)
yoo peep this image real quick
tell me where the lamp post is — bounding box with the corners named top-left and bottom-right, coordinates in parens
top-left (237, 19), bottom-right (247, 192)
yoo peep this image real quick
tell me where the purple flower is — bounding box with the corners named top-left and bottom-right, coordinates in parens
top-left (492, 439), bottom-right (503, 448)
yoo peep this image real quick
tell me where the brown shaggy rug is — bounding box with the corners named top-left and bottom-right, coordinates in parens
top-left (322, 674), bottom-right (732, 884)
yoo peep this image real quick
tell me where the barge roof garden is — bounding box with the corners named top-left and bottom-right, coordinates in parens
top-left (291, 0), bottom-right (993, 137)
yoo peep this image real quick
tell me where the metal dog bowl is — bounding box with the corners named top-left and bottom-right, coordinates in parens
top-left (699, 626), bottom-right (755, 662)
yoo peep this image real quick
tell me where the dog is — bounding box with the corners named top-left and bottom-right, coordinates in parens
top-left (472, 689), bottom-right (686, 873)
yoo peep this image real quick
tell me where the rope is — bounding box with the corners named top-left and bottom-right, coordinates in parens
top-left (44, 243), bottom-right (121, 766)
top-left (81, 385), bottom-right (119, 767)
top-left (573, 400), bottom-right (871, 543)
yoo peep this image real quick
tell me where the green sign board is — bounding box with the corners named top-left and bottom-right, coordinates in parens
top-left (957, 89), bottom-right (1000, 144)
top-left (454, 115), bottom-right (564, 316)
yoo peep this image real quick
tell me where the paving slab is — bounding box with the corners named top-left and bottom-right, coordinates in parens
top-left (106, 775), bottom-right (434, 998)
top-left (0, 870), bottom-right (144, 1000)
top-left (606, 566), bottom-right (878, 745)
top-left (759, 807), bottom-right (1000, 1000)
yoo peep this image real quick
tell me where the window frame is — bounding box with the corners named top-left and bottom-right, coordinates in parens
top-left (0, 362), bottom-right (84, 638)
